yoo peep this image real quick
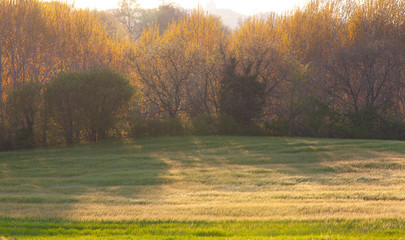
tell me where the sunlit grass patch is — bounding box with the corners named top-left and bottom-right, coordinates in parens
top-left (0, 136), bottom-right (404, 221)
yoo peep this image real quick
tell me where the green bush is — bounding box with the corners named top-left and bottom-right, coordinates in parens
top-left (4, 81), bottom-right (43, 149)
top-left (303, 99), bottom-right (346, 138)
top-left (340, 107), bottom-right (381, 139)
top-left (264, 118), bottom-right (289, 136)
top-left (380, 119), bottom-right (405, 140)
top-left (131, 118), bottom-right (185, 137)
top-left (0, 123), bottom-right (13, 151)
top-left (46, 68), bottom-right (134, 144)
top-left (216, 114), bottom-right (241, 135)
top-left (240, 122), bottom-right (266, 136)
top-left (219, 58), bottom-right (265, 125)
top-left (191, 114), bottom-right (217, 135)
top-left (130, 114), bottom-right (267, 138)
top-left (217, 114), bottom-right (265, 136)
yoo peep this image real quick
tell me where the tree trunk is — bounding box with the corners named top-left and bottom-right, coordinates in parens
top-left (0, 43), bottom-right (3, 107)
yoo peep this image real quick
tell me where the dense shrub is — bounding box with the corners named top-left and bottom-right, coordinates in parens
top-left (0, 123), bottom-right (12, 151)
top-left (217, 114), bottom-right (265, 136)
top-left (190, 114), bottom-right (217, 136)
top-left (46, 68), bottom-right (134, 144)
top-left (130, 114), bottom-right (267, 137)
top-left (219, 58), bottom-right (265, 125)
top-left (4, 81), bottom-right (43, 149)
top-left (216, 114), bottom-right (241, 135)
top-left (380, 119), bottom-right (405, 140)
top-left (302, 100), bottom-right (346, 138)
top-left (264, 118), bottom-right (289, 137)
top-left (130, 118), bottom-right (185, 137)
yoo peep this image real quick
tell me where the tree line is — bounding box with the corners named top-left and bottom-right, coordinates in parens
top-left (0, 0), bottom-right (404, 150)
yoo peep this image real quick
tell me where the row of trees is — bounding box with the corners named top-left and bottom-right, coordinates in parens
top-left (0, 0), bottom-right (404, 150)
top-left (130, 0), bottom-right (404, 138)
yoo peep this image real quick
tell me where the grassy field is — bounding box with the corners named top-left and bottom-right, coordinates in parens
top-left (1, 217), bottom-right (404, 239)
top-left (0, 136), bottom-right (404, 239)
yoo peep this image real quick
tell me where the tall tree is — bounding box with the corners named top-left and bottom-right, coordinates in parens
top-left (219, 57), bottom-right (265, 124)
top-left (5, 81), bottom-right (43, 148)
top-left (116, 0), bottom-right (141, 39)
top-left (326, 0), bottom-right (403, 116)
top-left (176, 9), bottom-right (225, 116)
top-left (156, 3), bottom-right (186, 34)
top-left (130, 10), bottom-right (225, 118)
top-left (231, 16), bottom-right (288, 120)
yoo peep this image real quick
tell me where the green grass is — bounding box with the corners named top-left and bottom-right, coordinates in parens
top-left (0, 136), bottom-right (405, 238)
top-left (1, 217), bottom-right (404, 239)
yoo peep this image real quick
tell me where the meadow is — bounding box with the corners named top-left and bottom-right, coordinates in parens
top-left (0, 136), bottom-right (404, 239)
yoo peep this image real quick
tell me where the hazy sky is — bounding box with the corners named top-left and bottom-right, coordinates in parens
top-left (63, 0), bottom-right (308, 15)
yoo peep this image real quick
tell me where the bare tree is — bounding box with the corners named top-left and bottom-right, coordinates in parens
top-left (116, 0), bottom-right (141, 39)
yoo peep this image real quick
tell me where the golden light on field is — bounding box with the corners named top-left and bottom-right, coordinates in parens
top-left (1, 137), bottom-right (405, 221)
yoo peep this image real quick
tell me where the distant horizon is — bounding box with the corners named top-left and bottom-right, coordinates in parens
top-left (46, 0), bottom-right (308, 16)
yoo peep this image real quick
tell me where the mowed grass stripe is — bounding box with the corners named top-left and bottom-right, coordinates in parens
top-left (0, 136), bottom-right (404, 220)
top-left (1, 218), bottom-right (404, 239)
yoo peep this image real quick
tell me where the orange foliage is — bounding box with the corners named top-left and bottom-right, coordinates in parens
top-left (0, 0), bottom-right (129, 102)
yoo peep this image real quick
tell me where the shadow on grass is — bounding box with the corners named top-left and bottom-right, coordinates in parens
top-left (0, 139), bottom-right (172, 218)
top-left (164, 136), bottom-right (392, 186)
top-left (0, 136), bottom-right (404, 220)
